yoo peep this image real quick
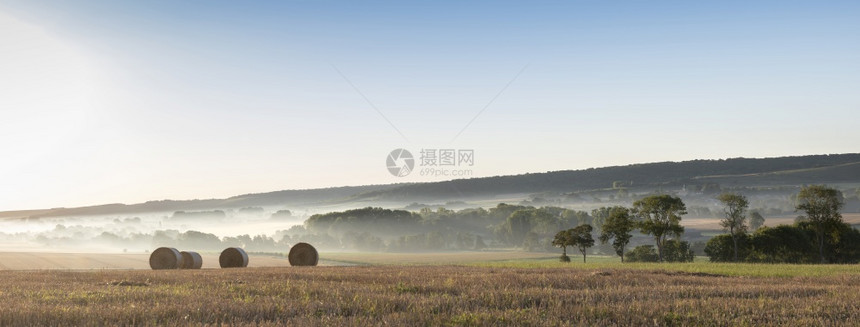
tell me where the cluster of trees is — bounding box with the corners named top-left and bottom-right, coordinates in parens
top-left (302, 206), bottom-right (497, 251)
top-left (705, 222), bottom-right (860, 263)
top-left (625, 241), bottom-right (695, 262)
top-left (557, 185), bottom-right (860, 264)
top-left (493, 206), bottom-right (594, 251)
top-left (147, 230), bottom-right (289, 252)
top-left (300, 205), bottom-right (597, 252)
top-left (553, 194), bottom-right (695, 263)
top-left (334, 230), bottom-right (486, 252)
top-left (555, 185), bottom-right (857, 264)
top-left (706, 185), bottom-right (860, 264)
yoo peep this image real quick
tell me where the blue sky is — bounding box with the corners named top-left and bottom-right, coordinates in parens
top-left (1, 1), bottom-right (858, 210)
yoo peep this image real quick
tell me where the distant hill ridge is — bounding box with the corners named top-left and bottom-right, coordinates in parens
top-left (10, 153), bottom-right (860, 219)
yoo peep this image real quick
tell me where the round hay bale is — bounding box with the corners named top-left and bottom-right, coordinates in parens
top-left (179, 251), bottom-right (203, 269)
top-left (219, 247), bottom-right (249, 268)
top-left (149, 247), bottom-right (182, 270)
top-left (288, 242), bottom-right (318, 266)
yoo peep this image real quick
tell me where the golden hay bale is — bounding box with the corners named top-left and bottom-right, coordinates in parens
top-left (149, 247), bottom-right (182, 270)
top-left (219, 247), bottom-right (249, 268)
top-left (179, 251), bottom-right (203, 269)
top-left (288, 242), bottom-right (318, 266)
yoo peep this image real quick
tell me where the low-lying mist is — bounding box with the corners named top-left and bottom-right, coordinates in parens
top-left (4, 184), bottom-right (851, 256)
top-left (0, 207), bottom-right (309, 253)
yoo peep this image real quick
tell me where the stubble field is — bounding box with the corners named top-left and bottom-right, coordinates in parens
top-left (1, 257), bottom-right (858, 326)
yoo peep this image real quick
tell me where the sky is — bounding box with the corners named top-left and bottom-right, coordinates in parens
top-left (0, 1), bottom-right (858, 211)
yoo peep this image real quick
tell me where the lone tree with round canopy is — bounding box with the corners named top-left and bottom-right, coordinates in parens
top-left (795, 185), bottom-right (845, 263)
top-left (633, 194), bottom-right (686, 262)
top-left (569, 224), bottom-right (595, 263)
top-left (552, 229), bottom-right (573, 262)
top-left (598, 206), bottom-right (635, 262)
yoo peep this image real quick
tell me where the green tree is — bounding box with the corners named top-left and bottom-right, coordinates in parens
top-left (704, 234), bottom-right (750, 262)
top-left (661, 240), bottom-right (696, 262)
top-left (749, 211), bottom-right (765, 231)
top-left (829, 222), bottom-right (860, 263)
top-left (495, 209), bottom-right (533, 246)
top-left (625, 245), bottom-right (660, 262)
top-left (597, 206), bottom-right (635, 262)
top-left (552, 229), bottom-right (572, 262)
top-left (748, 225), bottom-right (816, 263)
top-left (530, 209), bottom-right (562, 236)
top-left (795, 185), bottom-right (845, 263)
top-left (633, 195), bottom-right (687, 262)
top-left (561, 209), bottom-right (592, 229)
top-left (569, 224), bottom-right (595, 263)
top-left (716, 192), bottom-right (749, 262)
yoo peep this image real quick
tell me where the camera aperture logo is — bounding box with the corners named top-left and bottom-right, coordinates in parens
top-left (386, 148), bottom-right (415, 177)
top-left (386, 148), bottom-right (475, 177)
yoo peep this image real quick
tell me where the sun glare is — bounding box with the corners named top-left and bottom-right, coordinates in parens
top-left (0, 12), bottom-right (102, 210)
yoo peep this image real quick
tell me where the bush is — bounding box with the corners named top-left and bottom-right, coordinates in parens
top-left (824, 223), bottom-right (860, 264)
top-left (627, 241), bottom-right (695, 263)
top-left (559, 255), bottom-right (571, 262)
top-left (748, 225), bottom-right (816, 264)
top-left (703, 222), bottom-right (860, 264)
top-left (704, 234), bottom-right (750, 262)
top-left (661, 240), bottom-right (696, 262)
top-left (626, 245), bottom-right (660, 262)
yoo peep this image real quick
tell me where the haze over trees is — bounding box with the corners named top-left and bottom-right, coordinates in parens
top-left (14, 154), bottom-right (860, 220)
top-left (749, 211), bottom-right (765, 231)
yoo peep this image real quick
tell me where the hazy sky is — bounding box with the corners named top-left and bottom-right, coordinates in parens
top-left (1, 1), bottom-right (858, 211)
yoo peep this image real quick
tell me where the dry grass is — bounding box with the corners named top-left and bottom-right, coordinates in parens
top-left (0, 253), bottom-right (302, 270)
top-left (321, 251), bottom-right (554, 265)
top-left (0, 266), bottom-right (857, 326)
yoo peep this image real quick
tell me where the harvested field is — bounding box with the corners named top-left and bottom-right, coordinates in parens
top-left (321, 251), bottom-right (554, 265)
top-left (0, 266), bottom-right (857, 326)
top-left (0, 252), bottom-right (346, 270)
top-left (0, 251), bottom-right (552, 270)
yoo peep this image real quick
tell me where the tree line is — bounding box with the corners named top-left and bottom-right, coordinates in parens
top-left (41, 184), bottom-right (853, 260)
top-left (552, 194), bottom-right (694, 263)
top-left (302, 204), bottom-right (606, 252)
top-left (551, 185), bottom-right (858, 264)
top-left (705, 185), bottom-right (859, 264)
